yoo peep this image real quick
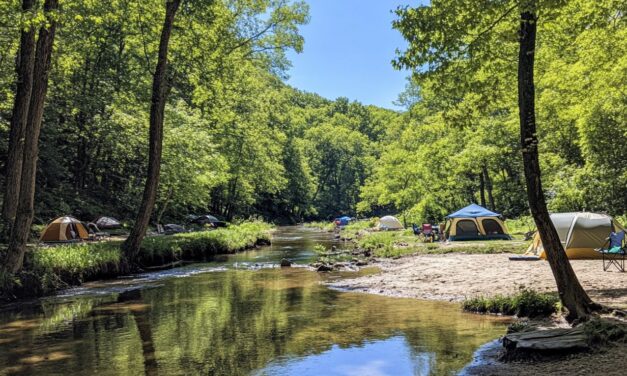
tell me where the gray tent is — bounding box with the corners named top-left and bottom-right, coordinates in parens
top-left (525, 212), bottom-right (624, 259)
top-left (94, 216), bottom-right (122, 229)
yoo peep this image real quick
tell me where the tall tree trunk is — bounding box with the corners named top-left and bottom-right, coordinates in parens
top-left (517, 4), bottom-right (598, 321)
top-left (482, 165), bottom-right (495, 209)
top-left (479, 170), bottom-right (486, 207)
top-left (1, 0), bottom-right (37, 238)
top-left (122, 0), bottom-right (182, 261)
top-left (155, 187), bottom-right (173, 226)
top-left (5, 0), bottom-right (59, 274)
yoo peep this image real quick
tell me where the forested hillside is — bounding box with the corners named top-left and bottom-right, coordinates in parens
top-left (361, 0), bottom-right (626, 222)
top-left (0, 0), bottom-right (401, 224)
top-left (0, 0), bottom-right (624, 227)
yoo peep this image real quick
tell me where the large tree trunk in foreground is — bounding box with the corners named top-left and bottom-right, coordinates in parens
top-left (123, 0), bottom-right (182, 261)
top-left (5, 0), bottom-right (59, 274)
top-left (518, 6), bottom-right (597, 322)
top-left (1, 0), bottom-right (37, 238)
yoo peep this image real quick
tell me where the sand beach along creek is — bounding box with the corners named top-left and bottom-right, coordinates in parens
top-left (328, 252), bottom-right (627, 308)
top-left (0, 226), bottom-right (509, 376)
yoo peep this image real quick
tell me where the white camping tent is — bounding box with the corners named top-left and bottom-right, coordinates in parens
top-left (378, 216), bottom-right (404, 230)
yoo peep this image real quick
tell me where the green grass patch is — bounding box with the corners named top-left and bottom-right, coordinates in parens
top-left (138, 221), bottom-right (272, 264)
top-left (6, 221), bottom-right (272, 298)
top-left (462, 288), bottom-right (560, 317)
top-left (31, 241), bottom-right (123, 278)
top-left (344, 219), bottom-right (378, 232)
top-left (304, 221), bottom-right (335, 232)
top-left (355, 230), bottom-right (529, 258)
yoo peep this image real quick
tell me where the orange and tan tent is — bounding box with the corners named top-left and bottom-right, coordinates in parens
top-left (40, 216), bottom-right (89, 242)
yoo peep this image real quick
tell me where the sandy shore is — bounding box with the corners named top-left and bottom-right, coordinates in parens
top-left (329, 253), bottom-right (627, 375)
top-left (329, 253), bottom-right (627, 308)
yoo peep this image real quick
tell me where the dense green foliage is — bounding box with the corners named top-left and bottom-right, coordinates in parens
top-left (359, 0), bottom-right (627, 223)
top-left (0, 0), bottom-right (625, 229)
top-left (462, 288), bottom-right (560, 317)
top-left (0, 0), bottom-right (400, 226)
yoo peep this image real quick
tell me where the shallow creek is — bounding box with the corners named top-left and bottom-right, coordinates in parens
top-left (0, 226), bottom-right (509, 375)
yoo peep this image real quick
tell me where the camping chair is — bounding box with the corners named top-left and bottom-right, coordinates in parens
top-left (412, 224), bottom-right (421, 236)
top-left (596, 231), bottom-right (626, 272)
top-left (421, 224), bottom-right (434, 242)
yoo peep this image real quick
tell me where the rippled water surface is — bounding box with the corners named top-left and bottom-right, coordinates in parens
top-left (0, 226), bottom-right (508, 375)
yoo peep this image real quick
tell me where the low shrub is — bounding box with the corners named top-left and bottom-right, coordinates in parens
top-left (313, 244), bottom-right (327, 254)
top-left (462, 288), bottom-right (560, 317)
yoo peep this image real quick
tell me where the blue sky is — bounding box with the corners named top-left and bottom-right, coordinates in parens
top-left (286, 1), bottom-right (424, 109)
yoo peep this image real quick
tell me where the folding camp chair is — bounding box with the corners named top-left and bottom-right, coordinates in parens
top-left (596, 230), bottom-right (626, 272)
top-left (412, 224), bottom-right (421, 236)
top-left (421, 224), bottom-right (434, 242)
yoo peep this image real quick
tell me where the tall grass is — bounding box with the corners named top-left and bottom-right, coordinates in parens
top-left (304, 221), bottom-right (335, 231)
top-left (9, 221), bottom-right (272, 297)
top-left (139, 221), bottom-right (272, 264)
top-left (462, 288), bottom-right (560, 317)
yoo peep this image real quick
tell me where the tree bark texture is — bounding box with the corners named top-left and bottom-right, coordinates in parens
top-left (482, 165), bottom-right (495, 210)
top-left (479, 170), bottom-right (486, 207)
top-left (5, 0), bottom-right (59, 274)
top-left (123, 0), bottom-right (182, 261)
top-left (518, 6), bottom-right (597, 321)
top-left (2, 0), bottom-right (37, 236)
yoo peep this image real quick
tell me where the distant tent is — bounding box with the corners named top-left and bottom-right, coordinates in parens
top-left (94, 216), bottom-right (122, 229)
top-left (40, 216), bottom-right (89, 242)
top-left (526, 212), bottom-right (624, 259)
top-left (378, 215), bottom-right (404, 230)
top-left (444, 204), bottom-right (511, 241)
top-left (191, 214), bottom-right (220, 224)
top-left (190, 214), bottom-right (226, 227)
top-left (335, 216), bottom-right (351, 226)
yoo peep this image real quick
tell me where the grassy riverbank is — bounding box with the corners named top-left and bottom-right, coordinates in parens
top-left (338, 220), bottom-right (529, 258)
top-left (2, 221), bottom-right (272, 299)
top-left (307, 218), bottom-right (530, 258)
top-left (355, 231), bottom-right (528, 258)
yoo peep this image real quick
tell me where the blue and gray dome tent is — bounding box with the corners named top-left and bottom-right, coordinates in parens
top-left (446, 203), bottom-right (501, 218)
top-left (444, 204), bottom-right (511, 241)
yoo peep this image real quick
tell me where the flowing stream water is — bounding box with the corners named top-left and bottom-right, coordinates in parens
top-left (0, 226), bottom-right (509, 375)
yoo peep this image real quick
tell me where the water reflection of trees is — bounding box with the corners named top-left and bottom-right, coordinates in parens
top-left (0, 269), bottom-right (506, 375)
